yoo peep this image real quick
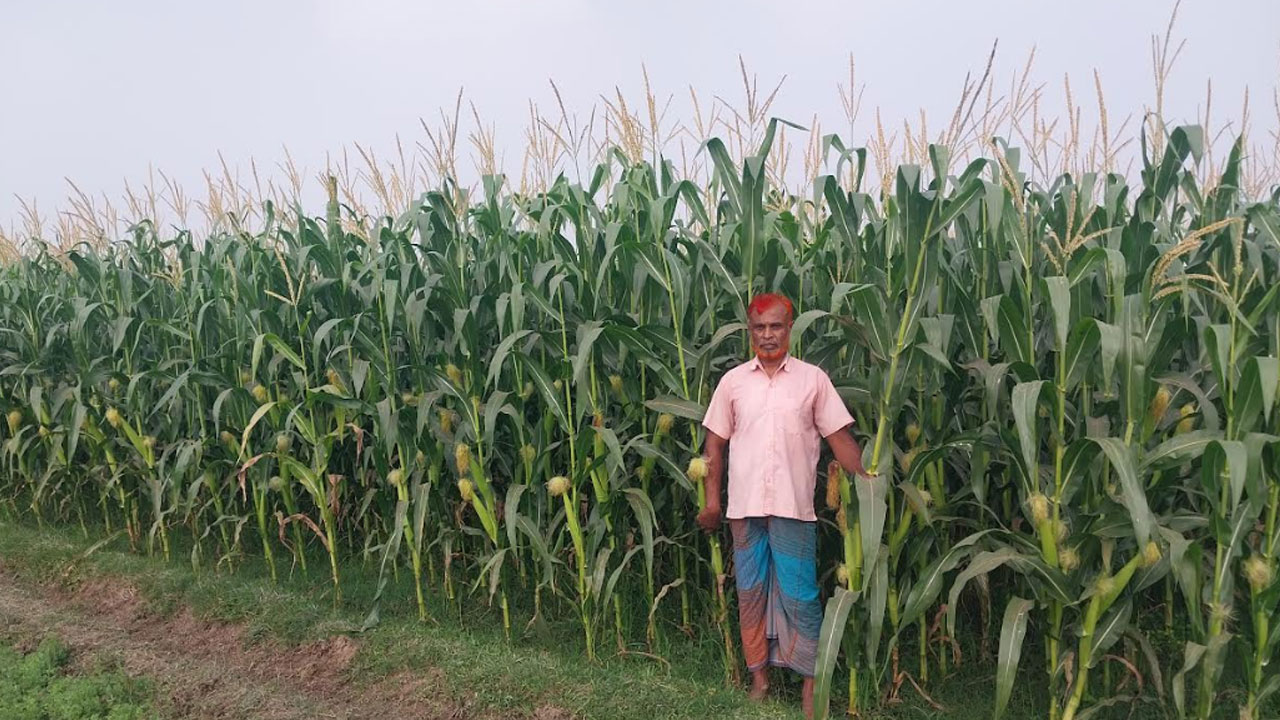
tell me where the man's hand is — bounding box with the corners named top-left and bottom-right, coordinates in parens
top-left (696, 503), bottom-right (722, 533)
top-left (825, 425), bottom-right (870, 480)
top-left (699, 431), bottom-right (728, 533)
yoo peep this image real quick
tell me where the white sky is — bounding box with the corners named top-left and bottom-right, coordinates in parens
top-left (1, 1), bottom-right (1277, 231)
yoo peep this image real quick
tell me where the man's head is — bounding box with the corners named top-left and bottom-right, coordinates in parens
top-left (747, 293), bottom-right (794, 363)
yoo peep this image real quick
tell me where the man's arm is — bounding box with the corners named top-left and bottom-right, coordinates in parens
top-left (696, 430), bottom-right (728, 532)
top-left (825, 424), bottom-right (869, 478)
top-left (813, 371), bottom-right (869, 479)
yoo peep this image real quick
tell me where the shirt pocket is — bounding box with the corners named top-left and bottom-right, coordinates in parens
top-left (779, 393), bottom-right (815, 438)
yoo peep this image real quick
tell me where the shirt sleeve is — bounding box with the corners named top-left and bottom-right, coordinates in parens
top-left (702, 374), bottom-right (734, 439)
top-left (814, 371), bottom-right (855, 437)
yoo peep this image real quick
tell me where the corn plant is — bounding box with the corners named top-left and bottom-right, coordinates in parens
top-left (3, 120), bottom-right (1280, 720)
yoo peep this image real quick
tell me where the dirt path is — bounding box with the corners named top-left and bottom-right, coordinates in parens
top-left (0, 566), bottom-right (491, 719)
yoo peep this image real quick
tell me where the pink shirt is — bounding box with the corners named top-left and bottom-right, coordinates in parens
top-left (702, 354), bottom-right (854, 521)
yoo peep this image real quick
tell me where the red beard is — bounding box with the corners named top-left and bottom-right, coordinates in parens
top-left (753, 344), bottom-right (786, 362)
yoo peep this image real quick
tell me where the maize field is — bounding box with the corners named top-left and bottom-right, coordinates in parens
top-left (2, 111), bottom-right (1280, 720)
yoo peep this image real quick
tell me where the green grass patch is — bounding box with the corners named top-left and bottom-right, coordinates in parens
top-left (0, 521), bottom-right (793, 719)
top-left (1, 520), bottom-right (1211, 719)
top-left (0, 635), bottom-right (157, 720)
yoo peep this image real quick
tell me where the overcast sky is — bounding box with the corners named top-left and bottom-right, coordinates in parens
top-left (2, 1), bottom-right (1277, 231)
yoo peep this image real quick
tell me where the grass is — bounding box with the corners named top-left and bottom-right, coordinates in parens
top-left (0, 520), bottom-right (789, 719)
top-left (1, 518), bottom-right (1229, 719)
top-left (0, 518), bottom-right (1071, 720)
top-left (0, 635), bottom-right (157, 720)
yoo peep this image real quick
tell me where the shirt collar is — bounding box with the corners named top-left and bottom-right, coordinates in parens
top-left (748, 353), bottom-right (792, 372)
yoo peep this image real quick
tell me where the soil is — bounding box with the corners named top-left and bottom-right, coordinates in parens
top-left (0, 564), bottom-right (570, 720)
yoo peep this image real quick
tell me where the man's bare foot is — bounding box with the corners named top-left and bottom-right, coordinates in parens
top-left (748, 668), bottom-right (769, 701)
top-left (802, 676), bottom-right (815, 719)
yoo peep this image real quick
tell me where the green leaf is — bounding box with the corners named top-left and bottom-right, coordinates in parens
top-left (642, 396), bottom-right (705, 423)
top-left (622, 488), bottom-right (658, 576)
top-left (1236, 356), bottom-right (1265, 434)
top-left (979, 295), bottom-right (1002, 346)
top-left (1127, 628), bottom-right (1167, 704)
top-left (1142, 429), bottom-right (1221, 471)
top-left (812, 587), bottom-right (859, 720)
top-left (948, 549), bottom-right (1017, 639)
top-left (821, 177), bottom-right (859, 246)
top-left (1236, 356), bottom-right (1279, 433)
top-left (948, 547), bottom-right (1070, 639)
top-left (1089, 599), bottom-right (1132, 668)
top-left (601, 324), bottom-right (685, 394)
top-left (66, 401), bottom-right (85, 461)
top-left (364, 485), bottom-right (409, 630)
top-left (1010, 553), bottom-right (1074, 604)
top-left (589, 546), bottom-right (613, 598)
top-left (1092, 437), bottom-right (1154, 548)
top-left (154, 370), bottom-right (190, 416)
top-left (518, 353), bottom-right (570, 433)
top-left (375, 398), bottom-right (398, 455)
top-left (1257, 357), bottom-right (1280, 423)
top-left (1251, 203), bottom-right (1280, 249)
top-left (701, 322), bottom-right (747, 360)
top-left (920, 314), bottom-right (956, 356)
top-left (1203, 324), bottom-right (1231, 391)
top-left (1063, 319), bottom-right (1101, 389)
top-left (899, 530), bottom-right (994, 628)
top-left (791, 309), bottom-right (829, 343)
top-left (264, 332), bottom-right (306, 371)
top-left (626, 438), bottom-right (693, 492)
top-left (1097, 321), bottom-right (1122, 391)
top-left (1220, 440), bottom-right (1249, 511)
top-left (1158, 374), bottom-right (1221, 431)
top-left (504, 483), bottom-right (528, 553)
top-left (632, 246), bottom-right (671, 293)
top-left (571, 321), bottom-right (606, 386)
top-left (915, 343), bottom-right (952, 371)
top-left (1060, 439), bottom-right (1101, 502)
top-left (865, 549), bottom-right (888, 669)
top-left (279, 456), bottom-right (321, 501)
top-left (1173, 641), bottom-right (1207, 718)
top-left (239, 401), bottom-right (277, 458)
top-left (1011, 381), bottom-right (1046, 488)
top-left (850, 287), bottom-right (890, 359)
top-left (935, 176), bottom-right (984, 229)
top-left (1198, 631), bottom-right (1233, 712)
top-left (312, 317), bottom-right (344, 362)
top-left (994, 596), bottom-right (1033, 720)
top-left (486, 329), bottom-right (533, 390)
top-left (600, 545), bottom-right (646, 613)
top-left (855, 472), bottom-right (888, 592)
top-left (475, 547), bottom-right (510, 600)
top-left (514, 515), bottom-right (558, 588)
top-left (482, 396), bottom-right (515, 450)
top-left (898, 482), bottom-right (933, 525)
top-left (1043, 276), bottom-right (1071, 352)
top-left (997, 295), bottom-right (1031, 364)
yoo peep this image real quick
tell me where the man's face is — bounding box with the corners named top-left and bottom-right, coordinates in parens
top-left (748, 303), bottom-right (792, 362)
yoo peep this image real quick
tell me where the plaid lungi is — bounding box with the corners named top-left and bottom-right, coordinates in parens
top-left (730, 516), bottom-right (821, 677)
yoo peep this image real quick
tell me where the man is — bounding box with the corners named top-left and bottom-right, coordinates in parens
top-left (696, 292), bottom-right (869, 719)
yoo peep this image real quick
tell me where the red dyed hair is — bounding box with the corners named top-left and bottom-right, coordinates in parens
top-left (747, 293), bottom-right (794, 322)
